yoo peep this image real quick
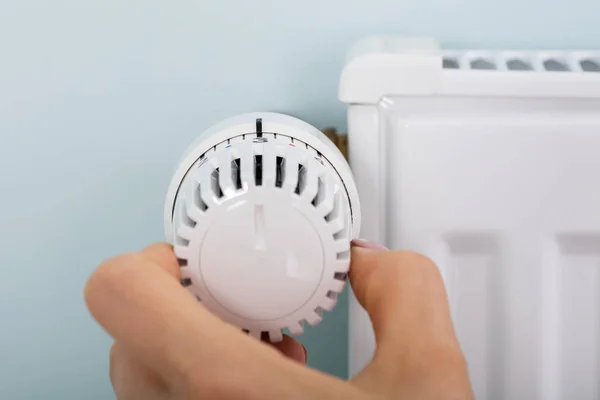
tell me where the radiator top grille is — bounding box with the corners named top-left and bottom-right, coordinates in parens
top-left (442, 51), bottom-right (600, 73)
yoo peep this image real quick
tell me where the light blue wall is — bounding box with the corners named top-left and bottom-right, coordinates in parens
top-left (1, 1), bottom-right (599, 398)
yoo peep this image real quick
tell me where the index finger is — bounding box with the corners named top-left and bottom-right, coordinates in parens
top-left (348, 245), bottom-right (470, 397)
top-left (349, 247), bottom-right (456, 351)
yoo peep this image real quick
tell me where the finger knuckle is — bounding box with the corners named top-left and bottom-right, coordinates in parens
top-left (84, 253), bottom-right (143, 304)
top-left (143, 242), bottom-right (174, 261)
top-left (143, 242), bottom-right (174, 255)
top-left (366, 250), bottom-right (445, 296)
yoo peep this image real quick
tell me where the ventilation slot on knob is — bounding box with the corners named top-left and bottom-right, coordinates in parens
top-left (211, 168), bottom-right (224, 198)
top-left (336, 250), bottom-right (350, 261)
top-left (194, 184), bottom-right (209, 211)
top-left (333, 226), bottom-right (347, 241)
top-left (254, 155), bottom-right (263, 186)
top-left (182, 213), bottom-right (196, 228)
top-left (175, 235), bottom-right (190, 246)
top-left (325, 190), bottom-right (341, 223)
top-left (275, 156), bottom-right (285, 188)
top-left (180, 278), bottom-right (193, 287)
top-left (333, 272), bottom-right (347, 281)
top-left (232, 158), bottom-right (243, 190)
top-left (179, 201), bottom-right (196, 228)
top-left (333, 198), bottom-right (350, 260)
top-left (295, 164), bottom-right (307, 195)
top-left (311, 177), bottom-right (326, 207)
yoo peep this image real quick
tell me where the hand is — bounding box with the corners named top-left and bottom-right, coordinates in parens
top-left (84, 241), bottom-right (473, 399)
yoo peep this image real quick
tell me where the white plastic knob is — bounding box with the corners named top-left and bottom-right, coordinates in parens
top-left (164, 112), bottom-right (361, 342)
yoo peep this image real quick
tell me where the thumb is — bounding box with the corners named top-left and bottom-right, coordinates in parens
top-left (84, 243), bottom-right (253, 383)
top-left (348, 242), bottom-right (471, 398)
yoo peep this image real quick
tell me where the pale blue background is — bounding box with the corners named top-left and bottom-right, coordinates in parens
top-left (1, 0), bottom-right (599, 398)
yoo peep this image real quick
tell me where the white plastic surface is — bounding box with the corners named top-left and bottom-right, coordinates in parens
top-left (340, 35), bottom-right (600, 104)
top-left (164, 113), bottom-right (361, 341)
top-left (343, 36), bottom-right (600, 399)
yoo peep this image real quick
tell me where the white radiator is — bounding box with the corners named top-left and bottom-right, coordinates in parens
top-left (340, 36), bottom-right (600, 400)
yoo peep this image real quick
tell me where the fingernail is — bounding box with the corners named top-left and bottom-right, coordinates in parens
top-left (302, 344), bottom-right (308, 363)
top-left (351, 238), bottom-right (388, 251)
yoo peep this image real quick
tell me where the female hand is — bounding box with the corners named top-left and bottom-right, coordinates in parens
top-left (84, 241), bottom-right (473, 399)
